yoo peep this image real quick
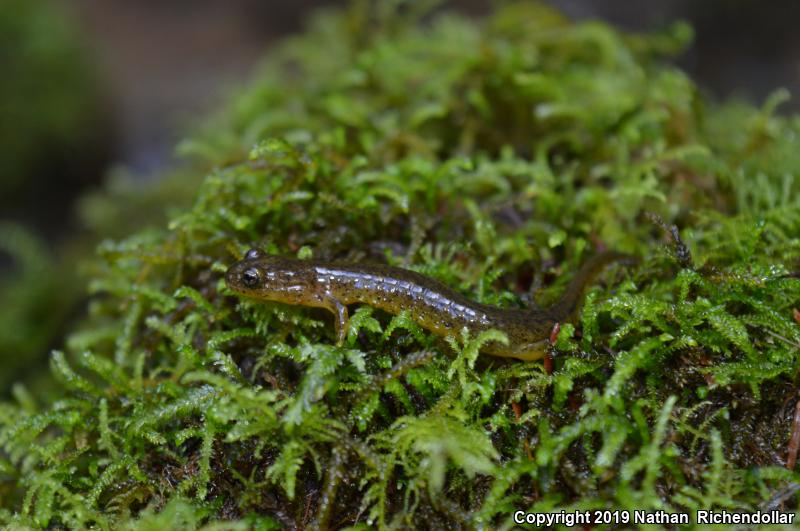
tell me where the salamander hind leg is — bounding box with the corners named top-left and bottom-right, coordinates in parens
top-left (511, 339), bottom-right (549, 361)
top-left (321, 294), bottom-right (349, 346)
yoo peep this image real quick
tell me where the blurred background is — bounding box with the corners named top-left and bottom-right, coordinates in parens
top-left (1, 0), bottom-right (799, 393)
top-left (5, 0), bottom-right (800, 233)
top-left (23, 0), bottom-right (800, 180)
top-left (73, 0), bottom-right (800, 175)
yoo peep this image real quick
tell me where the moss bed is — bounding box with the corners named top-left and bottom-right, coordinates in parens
top-left (2, 2), bottom-right (800, 529)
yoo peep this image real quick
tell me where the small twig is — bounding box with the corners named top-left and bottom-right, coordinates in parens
top-left (786, 400), bottom-right (800, 470)
top-left (764, 329), bottom-right (800, 351)
top-left (312, 448), bottom-right (345, 530)
top-left (646, 213), bottom-right (693, 268)
top-left (762, 482), bottom-right (800, 512)
top-left (302, 491), bottom-right (314, 528)
top-left (509, 379), bottom-right (534, 460)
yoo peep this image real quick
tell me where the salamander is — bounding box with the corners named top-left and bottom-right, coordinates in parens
top-left (225, 248), bottom-right (629, 361)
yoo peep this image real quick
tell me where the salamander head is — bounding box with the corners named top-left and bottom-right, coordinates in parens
top-left (225, 248), bottom-right (310, 301)
top-left (225, 248), bottom-right (272, 296)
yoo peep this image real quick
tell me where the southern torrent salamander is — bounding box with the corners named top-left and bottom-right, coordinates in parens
top-left (226, 248), bottom-right (630, 361)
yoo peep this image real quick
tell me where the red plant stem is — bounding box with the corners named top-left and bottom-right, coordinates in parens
top-left (511, 400), bottom-right (522, 420)
top-left (544, 322), bottom-right (560, 375)
top-left (544, 353), bottom-right (553, 375)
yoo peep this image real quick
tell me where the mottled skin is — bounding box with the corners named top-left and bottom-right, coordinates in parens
top-left (226, 248), bottom-right (628, 361)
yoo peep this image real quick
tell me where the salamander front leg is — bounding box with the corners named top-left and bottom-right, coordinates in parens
top-left (322, 294), bottom-right (349, 346)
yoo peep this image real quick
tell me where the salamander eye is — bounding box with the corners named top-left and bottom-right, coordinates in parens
top-left (241, 267), bottom-right (261, 287)
top-left (245, 248), bottom-right (263, 260)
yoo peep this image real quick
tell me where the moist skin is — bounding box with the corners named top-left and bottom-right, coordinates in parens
top-left (226, 248), bottom-right (627, 361)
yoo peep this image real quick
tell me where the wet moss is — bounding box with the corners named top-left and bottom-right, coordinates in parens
top-left (2, 2), bottom-right (800, 528)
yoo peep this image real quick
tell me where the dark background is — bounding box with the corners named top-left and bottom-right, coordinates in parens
top-left (67, 0), bottom-right (800, 175)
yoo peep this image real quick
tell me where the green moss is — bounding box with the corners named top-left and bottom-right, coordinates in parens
top-left (2, 2), bottom-right (800, 528)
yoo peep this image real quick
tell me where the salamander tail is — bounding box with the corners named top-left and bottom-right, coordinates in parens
top-left (545, 250), bottom-right (635, 322)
